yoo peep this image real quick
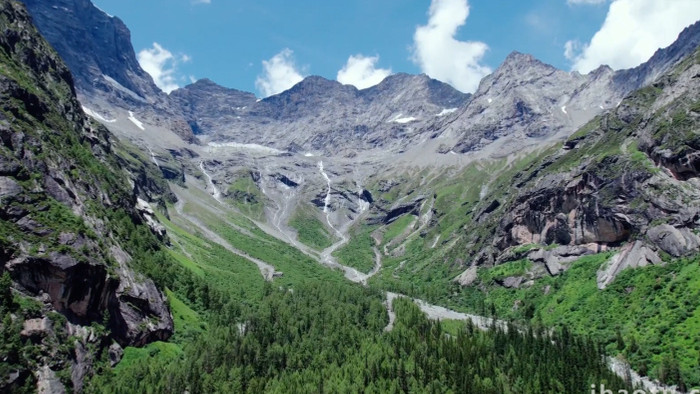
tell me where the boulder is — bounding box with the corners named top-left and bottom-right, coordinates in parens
top-left (647, 224), bottom-right (700, 257)
top-left (597, 241), bottom-right (661, 289)
top-left (36, 365), bottom-right (65, 394)
top-left (108, 342), bottom-right (124, 367)
top-left (527, 244), bottom-right (600, 276)
top-left (0, 176), bottom-right (21, 199)
top-left (454, 266), bottom-right (478, 287)
top-left (135, 198), bottom-right (167, 241)
top-left (498, 276), bottom-right (524, 289)
top-left (21, 317), bottom-right (52, 339)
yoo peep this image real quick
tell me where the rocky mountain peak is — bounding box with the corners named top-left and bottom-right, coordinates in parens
top-left (22, 0), bottom-right (197, 142)
top-left (23, 0), bottom-right (153, 102)
top-left (282, 75), bottom-right (358, 98)
top-left (587, 64), bottom-right (614, 78)
top-left (363, 72), bottom-right (470, 109)
top-left (174, 78), bottom-right (258, 102)
top-left (478, 51), bottom-right (562, 92)
top-left (370, 72), bottom-right (430, 88)
top-left (502, 50), bottom-right (539, 64)
top-left (170, 79), bottom-right (258, 135)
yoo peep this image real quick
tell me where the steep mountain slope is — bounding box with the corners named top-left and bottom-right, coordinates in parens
top-left (0, 1), bottom-right (174, 391)
top-left (21, 0), bottom-right (196, 143)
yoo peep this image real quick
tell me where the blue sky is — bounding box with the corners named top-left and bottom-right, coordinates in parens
top-left (92, 0), bottom-right (700, 97)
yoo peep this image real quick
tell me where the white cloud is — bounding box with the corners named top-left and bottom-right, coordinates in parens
top-left (255, 49), bottom-right (305, 97)
top-left (564, 40), bottom-right (581, 61)
top-left (567, 0), bottom-right (607, 5)
top-left (411, 0), bottom-right (491, 93)
top-left (337, 55), bottom-right (392, 89)
top-left (567, 0), bottom-right (700, 73)
top-left (137, 42), bottom-right (187, 94)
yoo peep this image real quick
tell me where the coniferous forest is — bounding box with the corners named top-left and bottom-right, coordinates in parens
top-left (87, 282), bottom-right (630, 393)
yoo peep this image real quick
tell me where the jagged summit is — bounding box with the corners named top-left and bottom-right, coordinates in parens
top-left (430, 21), bottom-right (700, 154)
top-left (23, 0), bottom-right (197, 142)
top-left (166, 70), bottom-right (470, 153)
top-left (23, 0), bottom-right (149, 100)
top-left (19, 0), bottom-right (700, 157)
top-left (170, 78), bottom-right (257, 134)
top-left (258, 75), bottom-right (360, 120)
top-left (362, 72), bottom-right (470, 109)
top-left (501, 50), bottom-right (550, 66)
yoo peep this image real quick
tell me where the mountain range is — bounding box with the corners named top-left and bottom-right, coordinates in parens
top-left (1, 0), bottom-right (700, 391)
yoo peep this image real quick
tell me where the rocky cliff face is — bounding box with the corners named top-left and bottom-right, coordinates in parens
top-left (21, 0), bottom-right (196, 143)
top-left (0, 0), bottom-right (172, 391)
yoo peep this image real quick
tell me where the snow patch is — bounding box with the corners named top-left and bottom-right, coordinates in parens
top-left (128, 111), bottom-right (145, 130)
top-left (304, 152), bottom-right (315, 157)
top-left (390, 114), bottom-right (417, 124)
top-left (436, 108), bottom-right (457, 117)
top-left (356, 183), bottom-right (370, 214)
top-left (81, 106), bottom-right (116, 123)
top-left (487, 98), bottom-right (493, 104)
top-left (208, 141), bottom-right (286, 155)
top-left (479, 184), bottom-right (489, 200)
top-left (561, 106), bottom-right (568, 114)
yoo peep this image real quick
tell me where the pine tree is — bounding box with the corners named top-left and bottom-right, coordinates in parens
top-left (0, 271), bottom-right (13, 313)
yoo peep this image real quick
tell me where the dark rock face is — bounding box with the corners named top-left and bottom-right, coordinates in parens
top-left (22, 0), bottom-right (196, 142)
top-left (360, 189), bottom-right (373, 204)
top-left (22, 0), bottom-right (146, 101)
top-left (499, 171), bottom-right (637, 248)
top-left (369, 197), bottom-right (425, 225)
top-left (277, 174), bottom-right (299, 188)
